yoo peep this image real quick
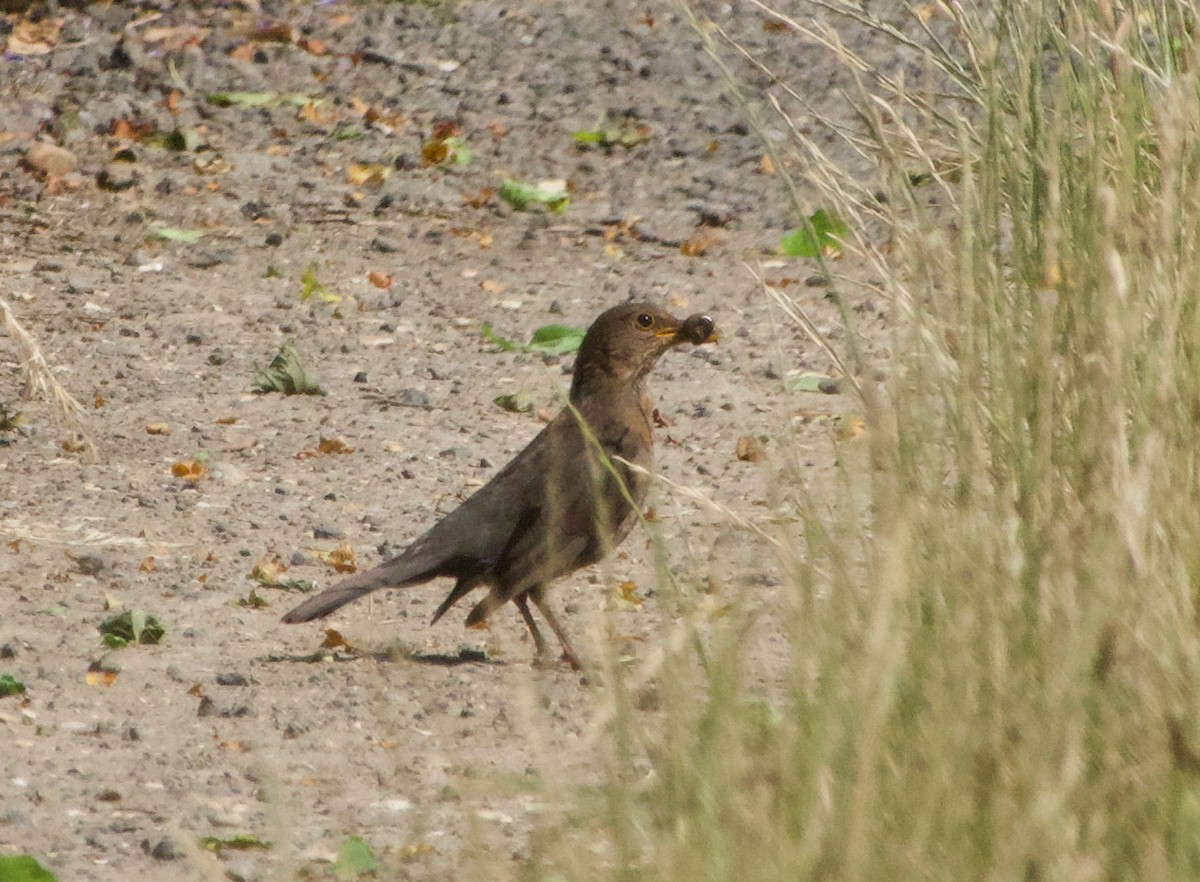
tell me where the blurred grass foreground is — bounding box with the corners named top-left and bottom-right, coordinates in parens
top-left (537, 2), bottom-right (1200, 879)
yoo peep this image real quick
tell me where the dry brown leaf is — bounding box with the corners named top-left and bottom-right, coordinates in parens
top-left (298, 101), bottom-right (338, 125)
top-left (834, 415), bottom-right (868, 441)
top-left (328, 543), bottom-right (357, 573)
top-left (250, 559), bottom-right (285, 585)
top-left (346, 162), bottom-right (390, 187)
top-left (463, 187), bottom-right (496, 208)
top-left (736, 435), bottom-right (767, 463)
top-left (146, 423), bottom-right (171, 436)
top-left (7, 16), bottom-right (63, 55)
top-left (298, 37), bottom-right (327, 56)
top-left (171, 459), bottom-right (206, 485)
top-left (86, 666), bottom-right (118, 688)
top-left (615, 580), bottom-right (643, 607)
top-left (321, 628), bottom-right (353, 650)
top-left (430, 120), bottom-right (460, 141)
top-left (680, 230), bottom-right (718, 257)
top-left (139, 556), bottom-right (156, 573)
top-left (252, 22), bottom-right (294, 43)
top-left (296, 437), bottom-right (355, 459)
top-left (421, 140), bottom-right (450, 167)
top-left (227, 43), bottom-right (256, 62)
top-left (368, 271), bottom-right (394, 289)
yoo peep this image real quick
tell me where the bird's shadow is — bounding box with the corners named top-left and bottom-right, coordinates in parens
top-left (403, 647), bottom-right (503, 667)
top-left (262, 645), bottom-right (504, 667)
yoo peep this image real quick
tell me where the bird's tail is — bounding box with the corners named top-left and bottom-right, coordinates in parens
top-left (280, 557), bottom-right (438, 623)
top-left (281, 582), bottom-right (379, 622)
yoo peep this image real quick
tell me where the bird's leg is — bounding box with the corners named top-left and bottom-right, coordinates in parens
top-left (528, 587), bottom-right (583, 671)
top-left (514, 594), bottom-right (549, 659)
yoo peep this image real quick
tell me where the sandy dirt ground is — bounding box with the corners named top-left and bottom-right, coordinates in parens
top-left (0, 1), bottom-right (893, 878)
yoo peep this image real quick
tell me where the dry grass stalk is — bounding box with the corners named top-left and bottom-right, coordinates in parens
top-left (1, 296), bottom-right (98, 463)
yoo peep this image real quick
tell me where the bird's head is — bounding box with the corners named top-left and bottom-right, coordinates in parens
top-left (570, 302), bottom-right (718, 399)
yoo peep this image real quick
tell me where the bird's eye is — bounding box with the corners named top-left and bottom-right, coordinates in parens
top-left (636, 313), bottom-right (654, 329)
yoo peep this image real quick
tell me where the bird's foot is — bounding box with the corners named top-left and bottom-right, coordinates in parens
top-left (532, 648), bottom-right (582, 672)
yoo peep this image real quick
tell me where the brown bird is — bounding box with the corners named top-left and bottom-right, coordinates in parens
top-left (282, 303), bottom-right (718, 669)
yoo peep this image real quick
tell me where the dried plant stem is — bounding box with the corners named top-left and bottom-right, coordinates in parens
top-left (1, 297), bottom-right (97, 463)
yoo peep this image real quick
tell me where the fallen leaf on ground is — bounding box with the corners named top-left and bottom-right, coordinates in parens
top-left (312, 544), bottom-right (357, 574)
top-left (98, 609), bottom-right (166, 647)
top-left (463, 187), bottom-right (496, 208)
top-left (613, 580), bottom-right (643, 608)
top-left (296, 437), bottom-right (355, 459)
top-left (781, 208), bottom-right (849, 258)
top-left (86, 662), bottom-right (118, 688)
top-left (494, 392), bottom-right (535, 413)
top-left (6, 16), bottom-right (63, 55)
top-left (347, 162), bottom-right (390, 187)
top-left (736, 435), bottom-right (767, 463)
top-left (171, 459), bottom-right (207, 485)
top-left (499, 178), bottom-right (569, 212)
top-left (321, 629), bottom-right (355, 650)
top-left (681, 229), bottom-right (718, 257)
top-left (252, 341), bottom-right (326, 395)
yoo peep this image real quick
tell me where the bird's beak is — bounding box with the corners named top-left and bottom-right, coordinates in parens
top-left (666, 314), bottom-right (719, 346)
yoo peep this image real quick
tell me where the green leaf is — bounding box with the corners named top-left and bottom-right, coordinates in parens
top-left (0, 673), bottom-right (26, 697)
top-left (498, 178), bottom-right (569, 213)
top-left (205, 92), bottom-right (313, 109)
top-left (494, 391), bottom-right (535, 413)
top-left (527, 324), bottom-right (586, 355)
top-left (98, 610), bottom-right (165, 647)
top-left (147, 128), bottom-right (194, 151)
top-left (0, 855), bottom-right (58, 882)
top-left (780, 208), bottom-right (849, 257)
top-left (152, 226), bottom-right (204, 244)
top-left (0, 402), bottom-right (25, 432)
top-left (442, 136), bottom-right (472, 165)
top-left (300, 264), bottom-right (341, 304)
top-left (333, 836), bottom-right (376, 881)
top-left (481, 323), bottom-right (520, 352)
top-left (786, 374), bottom-right (844, 395)
top-left (572, 127), bottom-right (650, 149)
top-left (199, 834), bottom-right (272, 852)
top-left (786, 375), bottom-right (826, 393)
top-left (334, 125), bottom-right (363, 141)
top-left (482, 323), bottom-right (586, 356)
top-left (252, 341), bottom-right (326, 396)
